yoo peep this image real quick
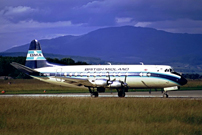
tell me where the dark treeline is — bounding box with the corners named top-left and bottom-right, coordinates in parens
top-left (0, 56), bottom-right (27, 79)
top-left (46, 58), bottom-right (88, 65)
top-left (0, 56), bottom-right (88, 79)
top-left (182, 74), bottom-right (202, 80)
top-left (0, 56), bottom-right (202, 80)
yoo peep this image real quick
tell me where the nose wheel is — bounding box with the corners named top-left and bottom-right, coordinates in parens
top-left (163, 91), bottom-right (169, 98)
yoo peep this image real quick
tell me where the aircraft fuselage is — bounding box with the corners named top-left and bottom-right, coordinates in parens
top-left (34, 65), bottom-right (186, 89)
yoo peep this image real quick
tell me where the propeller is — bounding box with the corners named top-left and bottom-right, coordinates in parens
top-left (107, 72), bottom-right (128, 89)
top-left (123, 75), bottom-right (128, 87)
top-left (106, 72), bottom-right (115, 85)
top-left (122, 75), bottom-right (128, 93)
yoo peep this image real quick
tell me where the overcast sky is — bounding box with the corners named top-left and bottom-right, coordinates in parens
top-left (1, 0), bottom-right (202, 52)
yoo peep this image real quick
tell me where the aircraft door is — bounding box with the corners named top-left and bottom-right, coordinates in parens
top-left (55, 68), bottom-right (62, 82)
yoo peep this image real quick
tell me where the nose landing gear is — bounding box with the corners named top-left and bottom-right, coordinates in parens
top-left (163, 91), bottom-right (169, 98)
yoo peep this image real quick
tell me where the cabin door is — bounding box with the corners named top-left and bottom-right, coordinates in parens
top-left (55, 68), bottom-right (62, 82)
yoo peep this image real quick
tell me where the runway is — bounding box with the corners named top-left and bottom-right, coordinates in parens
top-left (1, 90), bottom-right (202, 98)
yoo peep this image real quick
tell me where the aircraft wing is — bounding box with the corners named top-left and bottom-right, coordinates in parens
top-left (52, 76), bottom-right (93, 87)
top-left (11, 62), bottom-right (93, 87)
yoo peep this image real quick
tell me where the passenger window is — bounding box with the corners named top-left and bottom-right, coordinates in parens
top-left (80, 72), bottom-right (83, 77)
top-left (87, 72), bottom-right (90, 77)
top-left (94, 72), bottom-right (96, 77)
top-left (106, 72), bottom-right (109, 77)
top-left (74, 73), bottom-right (77, 77)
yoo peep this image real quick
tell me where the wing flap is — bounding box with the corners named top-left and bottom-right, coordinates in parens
top-left (53, 76), bottom-right (93, 87)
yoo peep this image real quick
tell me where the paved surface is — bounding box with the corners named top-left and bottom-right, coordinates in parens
top-left (1, 90), bottom-right (202, 98)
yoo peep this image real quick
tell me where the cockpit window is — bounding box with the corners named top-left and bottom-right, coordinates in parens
top-left (165, 68), bottom-right (174, 72)
top-left (165, 69), bottom-right (169, 72)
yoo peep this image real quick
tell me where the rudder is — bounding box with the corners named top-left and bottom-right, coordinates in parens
top-left (25, 40), bottom-right (49, 69)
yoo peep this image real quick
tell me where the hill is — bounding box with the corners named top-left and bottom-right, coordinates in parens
top-left (3, 26), bottom-right (202, 73)
top-left (0, 52), bottom-right (105, 65)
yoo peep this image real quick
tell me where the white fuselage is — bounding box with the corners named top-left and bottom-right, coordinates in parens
top-left (33, 64), bottom-right (182, 89)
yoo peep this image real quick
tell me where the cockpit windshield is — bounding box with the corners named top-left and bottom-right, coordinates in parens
top-left (165, 68), bottom-right (174, 72)
top-left (170, 68), bottom-right (174, 72)
top-left (167, 68), bottom-right (182, 76)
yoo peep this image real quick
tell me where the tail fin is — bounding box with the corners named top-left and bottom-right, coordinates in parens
top-left (25, 40), bottom-right (49, 69)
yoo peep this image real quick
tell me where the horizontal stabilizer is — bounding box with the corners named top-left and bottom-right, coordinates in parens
top-left (10, 62), bottom-right (40, 76)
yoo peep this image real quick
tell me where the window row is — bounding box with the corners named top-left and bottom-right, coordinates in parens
top-left (43, 72), bottom-right (152, 77)
top-left (64, 72), bottom-right (127, 77)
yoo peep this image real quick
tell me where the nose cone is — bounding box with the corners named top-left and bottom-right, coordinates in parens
top-left (172, 72), bottom-right (187, 86)
top-left (179, 76), bottom-right (187, 85)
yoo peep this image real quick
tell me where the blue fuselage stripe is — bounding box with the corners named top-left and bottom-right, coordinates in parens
top-left (38, 71), bottom-right (181, 85)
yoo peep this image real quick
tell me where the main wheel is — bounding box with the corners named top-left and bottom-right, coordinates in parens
top-left (118, 91), bottom-right (125, 97)
top-left (91, 92), bottom-right (98, 97)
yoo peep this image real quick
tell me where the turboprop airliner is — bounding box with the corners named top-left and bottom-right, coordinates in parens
top-left (11, 40), bottom-right (187, 98)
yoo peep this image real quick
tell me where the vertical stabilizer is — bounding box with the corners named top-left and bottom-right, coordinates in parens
top-left (25, 40), bottom-right (49, 69)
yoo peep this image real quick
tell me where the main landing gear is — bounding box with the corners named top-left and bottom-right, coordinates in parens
top-left (88, 87), bottom-right (98, 98)
top-left (117, 88), bottom-right (126, 97)
top-left (91, 92), bottom-right (98, 97)
top-left (88, 87), bottom-right (127, 98)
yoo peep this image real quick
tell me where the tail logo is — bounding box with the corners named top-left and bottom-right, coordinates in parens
top-left (26, 50), bottom-right (46, 61)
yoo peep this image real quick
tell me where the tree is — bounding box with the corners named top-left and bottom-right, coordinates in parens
top-left (60, 58), bottom-right (75, 65)
top-left (0, 56), bottom-right (89, 79)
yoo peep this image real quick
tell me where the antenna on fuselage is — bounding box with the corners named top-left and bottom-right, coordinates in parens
top-left (140, 62), bottom-right (144, 65)
top-left (107, 62), bottom-right (111, 65)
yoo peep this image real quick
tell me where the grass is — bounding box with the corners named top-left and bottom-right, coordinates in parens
top-left (181, 79), bottom-right (202, 90)
top-left (0, 79), bottom-right (202, 134)
top-left (0, 79), bottom-right (89, 94)
top-left (0, 98), bottom-right (202, 135)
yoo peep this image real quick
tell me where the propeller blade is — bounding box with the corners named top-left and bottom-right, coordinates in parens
top-left (124, 75), bottom-right (128, 86)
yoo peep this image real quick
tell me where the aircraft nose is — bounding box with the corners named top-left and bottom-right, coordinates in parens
top-left (179, 76), bottom-right (187, 85)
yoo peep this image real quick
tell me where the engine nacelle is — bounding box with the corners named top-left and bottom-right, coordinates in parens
top-left (109, 81), bottom-right (122, 88)
top-left (92, 79), bottom-right (123, 88)
top-left (93, 79), bottom-right (108, 87)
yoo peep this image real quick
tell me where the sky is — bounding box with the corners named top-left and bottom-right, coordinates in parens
top-left (1, 0), bottom-right (202, 52)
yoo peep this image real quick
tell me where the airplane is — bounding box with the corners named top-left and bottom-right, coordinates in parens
top-left (11, 39), bottom-right (187, 98)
